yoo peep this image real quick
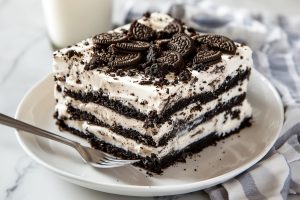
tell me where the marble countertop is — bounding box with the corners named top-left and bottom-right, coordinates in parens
top-left (0, 0), bottom-right (299, 199)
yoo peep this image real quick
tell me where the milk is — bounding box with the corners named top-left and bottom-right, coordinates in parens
top-left (42, 0), bottom-right (112, 49)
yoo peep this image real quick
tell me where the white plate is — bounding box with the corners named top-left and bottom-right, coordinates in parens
top-left (15, 69), bottom-right (283, 197)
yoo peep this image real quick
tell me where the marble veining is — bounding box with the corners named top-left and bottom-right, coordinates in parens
top-left (5, 159), bottom-right (36, 199)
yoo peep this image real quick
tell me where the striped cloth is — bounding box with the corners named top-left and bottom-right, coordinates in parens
top-left (113, 0), bottom-right (300, 199)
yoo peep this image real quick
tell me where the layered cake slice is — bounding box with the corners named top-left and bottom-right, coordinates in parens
top-left (53, 13), bottom-right (252, 173)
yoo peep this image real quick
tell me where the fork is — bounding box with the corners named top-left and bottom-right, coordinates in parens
top-left (0, 113), bottom-right (139, 168)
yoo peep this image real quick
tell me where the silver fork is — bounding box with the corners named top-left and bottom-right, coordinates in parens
top-left (0, 113), bottom-right (139, 168)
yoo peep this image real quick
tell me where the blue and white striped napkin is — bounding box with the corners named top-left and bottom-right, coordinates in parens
top-left (113, 1), bottom-right (300, 199)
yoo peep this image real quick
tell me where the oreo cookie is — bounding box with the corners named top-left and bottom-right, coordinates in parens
top-left (192, 49), bottom-right (222, 71)
top-left (193, 50), bottom-right (221, 65)
top-left (168, 33), bottom-right (194, 57)
top-left (163, 20), bottom-right (183, 35)
top-left (93, 33), bottom-right (128, 45)
top-left (193, 34), bottom-right (236, 54)
top-left (109, 53), bottom-right (141, 68)
top-left (157, 51), bottom-right (183, 70)
top-left (88, 14), bottom-right (239, 78)
top-left (115, 41), bottom-right (150, 51)
top-left (157, 20), bottom-right (183, 39)
top-left (129, 20), bottom-right (155, 41)
top-left (84, 51), bottom-right (112, 70)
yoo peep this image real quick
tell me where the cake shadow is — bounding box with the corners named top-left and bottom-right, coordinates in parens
top-left (92, 165), bottom-right (155, 186)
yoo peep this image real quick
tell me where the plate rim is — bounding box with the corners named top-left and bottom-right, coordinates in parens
top-left (15, 69), bottom-right (284, 195)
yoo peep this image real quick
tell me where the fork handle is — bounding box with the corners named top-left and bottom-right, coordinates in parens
top-left (0, 113), bottom-right (79, 148)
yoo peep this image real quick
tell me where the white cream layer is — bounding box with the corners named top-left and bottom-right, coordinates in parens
top-left (55, 79), bottom-right (248, 141)
top-left (62, 100), bottom-right (252, 158)
top-left (53, 13), bottom-right (253, 115)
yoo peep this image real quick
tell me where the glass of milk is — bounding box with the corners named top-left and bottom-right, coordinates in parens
top-left (42, 0), bottom-right (112, 49)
